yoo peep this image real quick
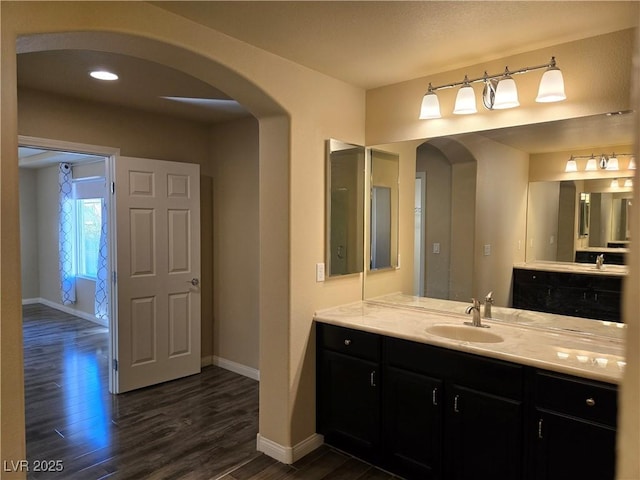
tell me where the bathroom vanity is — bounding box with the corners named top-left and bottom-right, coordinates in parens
top-left (513, 261), bottom-right (627, 322)
top-left (314, 300), bottom-right (622, 480)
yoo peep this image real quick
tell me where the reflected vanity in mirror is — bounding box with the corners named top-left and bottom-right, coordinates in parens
top-left (369, 149), bottom-right (399, 270)
top-left (325, 139), bottom-right (365, 277)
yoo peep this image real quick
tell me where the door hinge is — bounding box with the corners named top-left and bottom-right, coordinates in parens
top-left (112, 271), bottom-right (117, 284)
top-left (113, 359), bottom-right (118, 371)
top-left (111, 182), bottom-right (115, 194)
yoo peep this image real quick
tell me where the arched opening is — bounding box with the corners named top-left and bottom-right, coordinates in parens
top-left (15, 28), bottom-right (291, 459)
top-left (416, 138), bottom-right (477, 301)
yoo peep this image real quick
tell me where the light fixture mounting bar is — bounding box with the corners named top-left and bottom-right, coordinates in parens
top-left (428, 57), bottom-right (558, 92)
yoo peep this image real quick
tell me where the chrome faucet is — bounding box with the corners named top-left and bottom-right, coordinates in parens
top-left (464, 298), bottom-right (483, 327)
top-left (596, 254), bottom-right (605, 269)
top-left (483, 291), bottom-right (494, 319)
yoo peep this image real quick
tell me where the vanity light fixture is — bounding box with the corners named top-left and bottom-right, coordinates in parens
top-left (624, 178), bottom-right (633, 188)
top-left (565, 153), bottom-right (634, 172)
top-left (419, 83), bottom-right (442, 119)
top-left (585, 155), bottom-right (598, 171)
top-left (453, 76), bottom-right (477, 114)
top-left (564, 156), bottom-right (578, 173)
top-left (611, 178), bottom-right (620, 188)
top-left (89, 70), bottom-right (118, 81)
top-left (606, 153), bottom-right (619, 171)
top-left (419, 56), bottom-right (565, 119)
top-left (493, 67), bottom-right (520, 109)
top-left (628, 156), bottom-right (636, 170)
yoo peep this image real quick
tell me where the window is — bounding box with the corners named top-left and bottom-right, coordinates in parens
top-left (76, 198), bottom-right (102, 278)
top-left (73, 177), bottom-right (106, 280)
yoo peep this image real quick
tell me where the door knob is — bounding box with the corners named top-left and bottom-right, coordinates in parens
top-left (188, 278), bottom-right (200, 286)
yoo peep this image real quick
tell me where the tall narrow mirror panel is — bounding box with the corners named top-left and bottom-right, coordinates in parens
top-left (326, 139), bottom-right (365, 277)
top-left (370, 149), bottom-right (399, 271)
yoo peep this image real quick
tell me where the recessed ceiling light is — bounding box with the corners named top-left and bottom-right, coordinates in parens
top-left (89, 70), bottom-right (118, 81)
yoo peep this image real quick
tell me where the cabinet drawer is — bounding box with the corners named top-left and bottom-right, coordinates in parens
top-left (318, 323), bottom-right (381, 361)
top-left (513, 268), bottom-right (554, 285)
top-left (534, 371), bottom-right (617, 427)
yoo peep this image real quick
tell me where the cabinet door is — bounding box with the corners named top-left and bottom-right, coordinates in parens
top-left (318, 350), bottom-right (380, 461)
top-left (532, 410), bottom-right (616, 480)
top-left (446, 384), bottom-right (523, 480)
top-left (383, 366), bottom-right (443, 480)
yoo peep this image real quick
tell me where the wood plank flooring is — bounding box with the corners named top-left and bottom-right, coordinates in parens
top-left (23, 304), bottom-right (398, 480)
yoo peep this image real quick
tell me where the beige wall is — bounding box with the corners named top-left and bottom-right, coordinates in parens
top-left (210, 117), bottom-right (260, 370)
top-left (19, 169), bottom-right (39, 299)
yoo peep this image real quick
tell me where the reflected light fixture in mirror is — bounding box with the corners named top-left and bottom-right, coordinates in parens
top-left (565, 153), bottom-right (634, 172)
top-left (419, 56), bottom-right (564, 119)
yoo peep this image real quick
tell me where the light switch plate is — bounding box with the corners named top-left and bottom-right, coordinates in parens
top-left (316, 263), bottom-right (325, 282)
top-left (483, 244), bottom-right (491, 256)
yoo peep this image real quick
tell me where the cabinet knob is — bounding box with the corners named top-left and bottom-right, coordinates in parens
top-left (586, 397), bottom-right (596, 407)
top-left (344, 339), bottom-right (351, 346)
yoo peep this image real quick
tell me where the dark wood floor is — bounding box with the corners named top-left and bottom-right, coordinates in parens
top-left (23, 304), bottom-right (398, 480)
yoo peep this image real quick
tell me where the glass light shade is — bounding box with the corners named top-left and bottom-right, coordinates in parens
top-left (536, 67), bottom-right (566, 103)
top-left (624, 178), bottom-right (633, 188)
top-left (629, 156), bottom-right (636, 170)
top-left (565, 158), bottom-right (578, 172)
top-left (419, 92), bottom-right (441, 119)
top-left (493, 77), bottom-right (519, 109)
top-left (611, 178), bottom-right (620, 188)
top-left (453, 85), bottom-right (477, 114)
top-left (607, 156), bottom-right (619, 170)
top-left (585, 157), bottom-right (598, 171)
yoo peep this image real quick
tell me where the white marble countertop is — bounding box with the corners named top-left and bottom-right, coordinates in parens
top-left (514, 260), bottom-right (628, 276)
top-left (314, 297), bottom-right (625, 384)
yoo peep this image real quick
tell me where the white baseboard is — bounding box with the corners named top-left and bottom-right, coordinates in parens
top-left (212, 355), bottom-right (260, 381)
top-left (22, 297), bottom-right (108, 328)
top-left (256, 433), bottom-right (324, 464)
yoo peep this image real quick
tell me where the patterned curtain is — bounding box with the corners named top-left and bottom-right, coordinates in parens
top-left (95, 197), bottom-right (109, 320)
top-left (58, 163), bottom-right (76, 305)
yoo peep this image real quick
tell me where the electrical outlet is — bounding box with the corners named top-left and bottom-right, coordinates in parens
top-left (433, 242), bottom-right (440, 254)
top-left (483, 244), bottom-right (491, 256)
top-left (316, 263), bottom-right (325, 282)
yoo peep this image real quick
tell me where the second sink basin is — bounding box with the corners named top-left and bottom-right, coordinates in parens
top-left (426, 324), bottom-right (504, 343)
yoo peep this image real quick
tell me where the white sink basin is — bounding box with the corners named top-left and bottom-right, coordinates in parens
top-left (426, 324), bottom-right (504, 343)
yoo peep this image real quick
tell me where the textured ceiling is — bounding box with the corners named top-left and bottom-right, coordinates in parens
top-left (154, 1), bottom-right (639, 89)
top-left (16, 1), bottom-right (640, 151)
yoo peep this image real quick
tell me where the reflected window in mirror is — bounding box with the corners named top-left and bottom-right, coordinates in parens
top-left (326, 139), bottom-right (365, 277)
top-left (369, 149), bottom-right (399, 271)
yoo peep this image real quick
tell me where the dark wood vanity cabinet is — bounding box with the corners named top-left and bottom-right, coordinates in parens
top-left (512, 267), bottom-right (622, 321)
top-left (530, 371), bottom-right (617, 480)
top-left (316, 323), bottom-right (382, 463)
top-left (316, 322), bottom-right (618, 480)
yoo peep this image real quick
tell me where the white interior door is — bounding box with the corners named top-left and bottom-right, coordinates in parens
top-left (112, 156), bottom-right (201, 393)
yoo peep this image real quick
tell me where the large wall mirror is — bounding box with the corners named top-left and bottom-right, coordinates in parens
top-left (326, 139), bottom-right (365, 277)
top-left (369, 149), bottom-right (399, 271)
top-left (362, 112), bottom-right (634, 323)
